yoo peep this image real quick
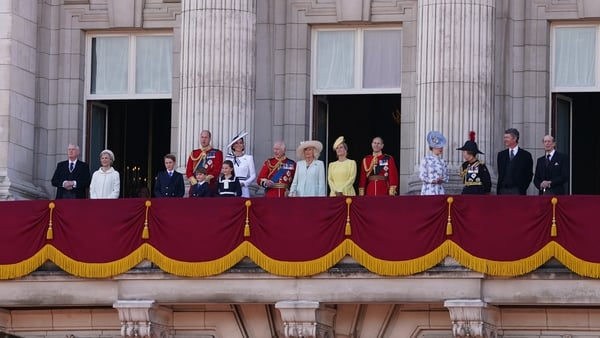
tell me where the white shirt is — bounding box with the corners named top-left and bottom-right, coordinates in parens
top-left (289, 160), bottom-right (326, 197)
top-left (90, 166), bottom-right (120, 199)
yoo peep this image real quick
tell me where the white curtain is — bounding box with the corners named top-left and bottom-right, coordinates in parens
top-left (316, 31), bottom-right (355, 90)
top-left (554, 27), bottom-right (596, 87)
top-left (136, 36), bottom-right (173, 94)
top-left (91, 37), bottom-right (128, 94)
top-left (363, 30), bottom-right (402, 88)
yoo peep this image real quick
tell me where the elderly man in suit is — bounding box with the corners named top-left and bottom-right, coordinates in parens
top-left (533, 135), bottom-right (569, 195)
top-left (51, 144), bottom-right (91, 199)
top-left (497, 128), bottom-right (533, 195)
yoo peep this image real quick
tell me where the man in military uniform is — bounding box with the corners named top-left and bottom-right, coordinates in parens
top-left (358, 137), bottom-right (399, 196)
top-left (257, 141), bottom-right (296, 197)
top-left (186, 130), bottom-right (223, 194)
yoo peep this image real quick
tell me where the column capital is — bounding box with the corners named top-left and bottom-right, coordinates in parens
top-left (275, 301), bottom-right (336, 338)
top-left (444, 299), bottom-right (499, 338)
top-left (113, 300), bottom-right (172, 338)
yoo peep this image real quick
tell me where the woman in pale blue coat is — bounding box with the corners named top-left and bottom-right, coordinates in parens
top-left (289, 140), bottom-right (326, 197)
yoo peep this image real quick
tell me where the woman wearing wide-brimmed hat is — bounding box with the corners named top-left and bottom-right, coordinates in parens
top-left (225, 131), bottom-right (256, 197)
top-left (419, 131), bottom-right (449, 195)
top-left (457, 132), bottom-right (491, 195)
top-left (289, 140), bottom-right (326, 197)
top-left (327, 136), bottom-right (356, 196)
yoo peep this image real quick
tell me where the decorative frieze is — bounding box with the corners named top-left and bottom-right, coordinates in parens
top-left (275, 301), bottom-right (336, 338)
top-left (444, 299), bottom-right (499, 338)
top-left (113, 300), bottom-right (172, 338)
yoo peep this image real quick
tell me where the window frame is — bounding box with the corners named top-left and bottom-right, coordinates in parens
top-left (551, 23), bottom-right (600, 92)
top-left (311, 26), bottom-right (403, 95)
top-left (84, 31), bottom-right (174, 100)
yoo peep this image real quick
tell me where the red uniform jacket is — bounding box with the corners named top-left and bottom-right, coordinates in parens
top-left (257, 157), bottom-right (296, 197)
top-left (358, 153), bottom-right (398, 196)
top-left (186, 147), bottom-right (223, 191)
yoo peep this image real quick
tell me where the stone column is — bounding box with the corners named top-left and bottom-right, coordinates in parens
top-left (113, 300), bottom-right (173, 338)
top-left (275, 301), bottom-right (336, 338)
top-left (0, 1), bottom-right (45, 199)
top-left (444, 299), bottom-right (499, 338)
top-left (409, 0), bottom-right (496, 193)
top-left (178, 0), bottom-right (256, 161)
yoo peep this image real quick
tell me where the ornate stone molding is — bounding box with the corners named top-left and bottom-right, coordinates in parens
top-left (113, 300), bottom-right (173, 338)
top-left (275, 301), bottom-right (336, 338)
top-left (444, 300), bottom-right (499, 338)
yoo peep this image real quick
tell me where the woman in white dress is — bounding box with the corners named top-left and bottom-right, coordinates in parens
top-left (289, 140), bottom-right (326, 197)
top-left (225, 131), bottom-right (256, 198)
top-left (90, 149), bottom-right (120, 199)
top-left (419, 131), bottom-right (449, 195)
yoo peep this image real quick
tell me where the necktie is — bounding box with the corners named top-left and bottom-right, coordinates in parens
top-left (509, 149), bottom-right (515, 161)
top-left (546, 154), bottom-right (551, 165)
top-left (168, 171), bottom-right (173, 177)
top-left (69, 162), bottom-right (74, 172)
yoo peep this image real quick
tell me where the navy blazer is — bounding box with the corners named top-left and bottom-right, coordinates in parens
top-left (190, 182), bottom-right (212, 197)
top-left (497, 148), bottom-right (533, 195)
top-left (533, 151), bottom-right (569, 195)
top-left (154, 170), bottom-right (185, 197)
top-left (51, 160), bottom-right (91, 199)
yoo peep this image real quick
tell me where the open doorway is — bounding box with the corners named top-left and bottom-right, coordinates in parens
top-left (313, 94), bottom-right (401, 193)
top-left (552, 92), bottom-right (600, 194)
top-left (86, 99), bottom-right (172, 197)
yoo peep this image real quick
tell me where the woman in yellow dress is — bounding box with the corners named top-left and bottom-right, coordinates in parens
top-left (328, 136), bottom-right (357, 196)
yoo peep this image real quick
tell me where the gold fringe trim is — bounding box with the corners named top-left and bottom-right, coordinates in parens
top-left (553, 242), bottom-right (600, 278)
top-left (345, 198), bottom-right (352, 236)
top-left (244, 200), bottom-right (251, 237)
top-left (446, 197), bottom-right (454, 236)
top-left (448, 241), bottom-right (554, 276)
top-left (142, 200), bottom-right (151, 239)
top-left (0, 246), bottom-right (50, 279)
top-left (45, 244), bottom-right (147, 278)
top-left (551, 197), bottom-right (558, 237)
top-left (147, 242), bottom-right (248, 277)
top-left (347, 240), bottom-right (450, 276)
top-left (246, 241), bottom-right (347, 277)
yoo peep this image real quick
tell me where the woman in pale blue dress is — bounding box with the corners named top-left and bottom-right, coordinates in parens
top-left (419, 131), bottom-right (449, 195)
top-left (289, 140), bottom-right (326, 197)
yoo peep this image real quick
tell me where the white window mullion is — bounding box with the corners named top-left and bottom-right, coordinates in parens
top-left (355, 29), bottom-right (363, 90)
top-left (128, 34), bottom-right (136, 97)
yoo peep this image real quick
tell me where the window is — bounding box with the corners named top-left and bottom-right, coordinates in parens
top-left (313, 27), bottom-right (402, 94)
top-left (552, 25), bottom-right (598, 91)
top-left (87, 32), bottom-right (173, 99)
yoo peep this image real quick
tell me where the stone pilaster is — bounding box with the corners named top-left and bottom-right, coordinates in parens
top-left (178, 0), bottom-right (256, 160)
top-left (113, 300), bottom-right (172, 338)
top-left (409, 0), bottom-right (496, 193)
top-left (275, 301), bottom-right (336, 338)
top-left (444, 299), bottom-right (499, 338)
top-left (0, 0), bottom-right (45, 199)
top-left (0, 308), bottom-right (10, 331)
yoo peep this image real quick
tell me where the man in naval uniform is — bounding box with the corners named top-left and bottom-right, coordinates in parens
top-left (257, 141), bottom-right (296, 197)
top-left (186, 130), bottom-right (223, 195)
top-left (358, 136), bottom-right (399, 196)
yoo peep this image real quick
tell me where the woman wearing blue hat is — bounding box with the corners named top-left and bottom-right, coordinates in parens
top-left (419, 131), bottom-right (449, 195)
top-left (457, 131), bottom-right (491, 195)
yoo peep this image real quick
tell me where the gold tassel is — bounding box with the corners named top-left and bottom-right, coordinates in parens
top-left (551, 197), bottom-right (558, 237)
top-left (345, 198), bottom-right (352, 236)
top-left (46, 202), bottom-right (55, 240)
top-left (244, 200), bottom-right (252, 238)
top-left (446, 197), bottom-right (454, 236)
top-left (142, 200), bottom-right (151, 239)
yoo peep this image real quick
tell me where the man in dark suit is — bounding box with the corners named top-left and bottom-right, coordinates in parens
top-left (51, 144), bottom-right (91, 199)
top-left (154, 154), bottom-right (185, 198)
top-left (533, 135), bottom-right (569, 195)
top-left (497, 128), bottom-right (533, 195)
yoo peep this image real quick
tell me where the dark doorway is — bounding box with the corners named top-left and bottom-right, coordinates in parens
top-left (313, 94), bottom-right (401, 193)
top-left (553, 92), bottom-right (600, 194)
top-left (86, 99), bottom-right (172, 197)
